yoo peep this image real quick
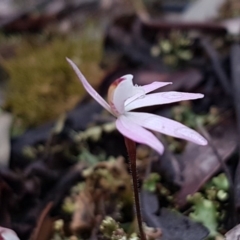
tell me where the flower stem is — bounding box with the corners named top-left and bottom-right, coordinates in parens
top-left (124, 137), bottom-right (146, 240)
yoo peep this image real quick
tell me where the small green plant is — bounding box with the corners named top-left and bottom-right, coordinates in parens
top-left (143, 173), bottom-right (161, 192)
top-left (151, 31), bottom-right (193, 67)
top-left (188, 173), bottom-right (229, 239)
top-left (100, 216), bottom-right (141, 240)
top-left (188, 193), bottom-right (219, 237)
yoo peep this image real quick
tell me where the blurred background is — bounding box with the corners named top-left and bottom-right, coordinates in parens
top-left (0, 0), bottom-right (240, 240)
top-left (0, 0), bottom-right (238, 131)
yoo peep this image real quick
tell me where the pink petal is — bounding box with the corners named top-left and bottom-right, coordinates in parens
top-left (125, 82), bottom-right (172, 107)
top-left (66, 58), bottom-right (114, 115)
top-left (142, 82), bottom-right (172, 94)
top-left (126, 112), bottom-right (207, 145)
top-left (125, 91), bottom-right (204, 111)
top-left (0, 227), bottom-right (19, 240)
top-left (116, 115), bottom-right (164, 154)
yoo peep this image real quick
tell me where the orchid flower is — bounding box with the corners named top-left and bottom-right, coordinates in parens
top-left (67, 58), bottom-right (207, 154)
top-left (0, 227), bottom-right (19, 240)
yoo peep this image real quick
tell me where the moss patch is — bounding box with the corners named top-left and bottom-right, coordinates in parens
top-left (1, 26), bottom-right (104, 128)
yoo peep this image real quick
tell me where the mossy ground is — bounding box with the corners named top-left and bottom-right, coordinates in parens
top-left (0, 23), bottom-right (104, 129)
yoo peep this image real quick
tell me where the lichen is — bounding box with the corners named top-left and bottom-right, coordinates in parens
top-left (1, 24), bottom-right (104, 128)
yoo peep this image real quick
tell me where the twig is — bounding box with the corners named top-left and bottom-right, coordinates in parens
top-left (140, 19), bottom-right (227, 34)
top-left (30, 202), bottom-right (54, 240)
top-left (124, 137), bottom-right (146, 240)
top-left (200, 37), bottom-right (232, 96)
top-left (231, 44), bottom-right (240, 215)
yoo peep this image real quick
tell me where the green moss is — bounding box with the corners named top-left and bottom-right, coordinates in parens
top-left (1, 26), bottom-right (104, 128)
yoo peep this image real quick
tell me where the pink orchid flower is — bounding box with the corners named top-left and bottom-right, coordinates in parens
top-left (67, 58), bottom-right (207, 154)
top-left (0, 227), bottom-right (19, 240)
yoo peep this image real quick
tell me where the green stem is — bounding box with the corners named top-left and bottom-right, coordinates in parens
top-left (124, 137), bottom-right (146, 240)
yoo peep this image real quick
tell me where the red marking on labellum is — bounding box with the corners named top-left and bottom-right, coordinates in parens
top-left (107, 77), bottom-right (126, 107)
top-left (109, 101), bottom-right (120, 115)
top-left (111, 77), bottom-right (125, 87)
